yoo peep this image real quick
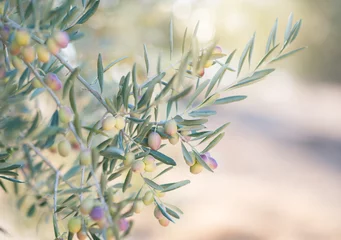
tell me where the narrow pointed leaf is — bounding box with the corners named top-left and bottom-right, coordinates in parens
top-left (97, 54), bottom-right (104, 93)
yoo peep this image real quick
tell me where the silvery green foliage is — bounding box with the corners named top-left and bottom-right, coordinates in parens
top-left (0, 1), bottom-right (305, 239)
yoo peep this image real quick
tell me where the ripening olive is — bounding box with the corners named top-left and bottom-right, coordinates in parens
top-left (53, 31), bottom-right (70, 48)
top-left (80, 198), bottom-right (94, 215)
top-left (15, 30), bottom-right (30, 46)
top-left (44, 73), bottom-right (62, 91)
top-left (36, 45), bottom-right (50, 63)
top-left (59, 106), bottom-right (74, 123)
top-left (22, 46), bottom-right (35, 63)
top-left (90, 206), bottom-right (105, 221)
top-left (169, 134), bottom-right (179, 145)
top-left (164, 119), bottom-right (177, 135)
top-left (118, 218), bottom-right (129, 232)
top-left (159, 218), bottom-right (170, 227)
top-left (123, 152), bottom-right (135, 166)
top-left (68, 217), bottom-right (82, 233)
top-left (148, 132), bottom-right (161, 150)
top-left (131, 161), bottom-right (145, 174)
top-left (46, 38), bottom-right (60, 55)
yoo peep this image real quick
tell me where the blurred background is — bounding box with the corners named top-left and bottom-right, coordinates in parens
top-left (1, 0), bottom-right (341, 239)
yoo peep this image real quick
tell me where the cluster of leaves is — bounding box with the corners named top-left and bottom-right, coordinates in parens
top-left (0, 0), bottom-right (305, 239)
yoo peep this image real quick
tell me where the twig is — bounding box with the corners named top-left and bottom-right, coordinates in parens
top-left (53, 171), bottom-right (60, 237)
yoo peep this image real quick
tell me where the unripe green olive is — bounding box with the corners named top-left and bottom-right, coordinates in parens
top-left (169, 134), bottom-right (179, 145)
top-left (58, 140), bottom-right (71, 157)
top-left (53, 31), bottom-right (70, 48)
top-left (142, 191), bottom-right (154, 205)
top-left (76, 231), bottom-right (88, 240)
top-left (80, 198), bottom-right (94, 215)
top-left (68, 217), bottom-right (82, 233)
top-left (44, 73), bottom-right (62, 91)
top-left (32, 78), bottom-right (43, 88)
top-left (123, 152), bottom-right (135, 166)
top-left (115, 116), bottom-right (125, 130)
top-left (12, 56), bottom-right (24, 70)
top-left (47, 38), bottom-right (60, 55)
top-left (159, 218), bottom-right (170, 227)
top-left (36, 45), bottom-right (50, 63)
top-left (80, 149), bottom-right (92, 166)
top-left (102, 116), bottom-right (116, 131)
top-left (164, 119), bottom-right (177, 135)
top-left (154, 206), bottom-right (163, 219)
top-left (131, 161), bottom-right (145, 174)
top-left (59, 106), bottom-right (74, 123)
top-left (133, 200), bottom-right (144, 214)
top-left (22, 46), bottom-right (36, 63)
top-left (106, 228), bottom-right (115, 240)
top-left (190, 162), bottom-right (203, 174)
top-left (15, 30), bottom-right (30, 46)
top-left (144, 162), bottom-right (156, 172)
top-left (148, 132), bottom-right (161, 150)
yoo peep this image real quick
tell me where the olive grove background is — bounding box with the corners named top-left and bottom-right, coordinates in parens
top-left (1, 0), bottom-right (341, 239)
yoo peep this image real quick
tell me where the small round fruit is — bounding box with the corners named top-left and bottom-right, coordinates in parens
top-left (80, 198), bottom-right (94, 215)
top-left (59, 106), bottom-right (74, 123)
top-left (133, 201), bottom-right (143, 214)
top-left (143, 155), bottom-right (155, 165)
top-left (10, 42), bottom-right (21, 56)
top-left (44, 73), bottom-right (62, 91)
top-left (115, 116), bottom-right (125, 130)
top-left (106, 228), bottom-right (115, 240)
top-left (53, 31), bottom-right (70, 48)
top-left (32, 78), bottom-right (43, 88)
top-left (47, 38), bottom-right (60, 55)
top-left (0, 25), bottom-right (10, 41)
top-left (124, 152), bottom-right (135, 166)
top-left (12, 56), bottom-right (24, 70)
top-left (159, 218), bottom-right (170, 227)
top-left (15, 30), bottom-right (30, 46)
top-left (164, 119), bottom-right (177, 135)
top-left (169, 134), bottom-right (179, 145)
top-left (102, 116), bottom-right (116, 131)
top-left (68, 217), bottom-right (82, 233)
top-left (197, 68), bottom-right (205, 78)
top-left (131, 161), bottom-right (145, 174)
top-left (76, 231), bottom-right (88, 240)
top-left (58, 140), bottom-right (71, 157)
top-left (97, 218), bottom-right (108, 229)
top-left (148, 132), bottom-right (161, 150)
top-left (213, 45), bottom-right (222, 54)
top-left (190, 162), bottom-right (203, 174)
top-left (22, 46), bottom-right (36, 63)
top-left (118, 218), bottom-right (129, 232)
top-left (202, 154), bottom-right (218, 170)
top-left (36, 45), bottom-right (50, 63)
top-left (154, 207), bottom-right (163, 219)
top-left (80, 149), bottom-right (92, 166)
top-left (90, 206), bottom-right (105, 221)
top-left (49, 144), bottom-right (57, 153)
top-left (144, 162), bottom-right (156, 172)
top-left (142, 191), bottom-right (154, 205)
